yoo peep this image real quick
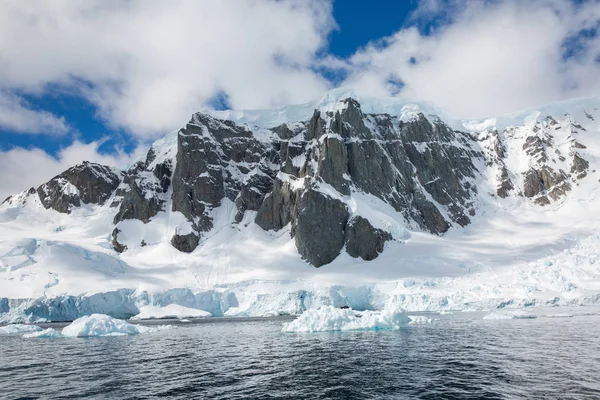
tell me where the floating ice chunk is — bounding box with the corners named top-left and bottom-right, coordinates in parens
top-left (281, 306), bottom-right (410, 333)
top-left (0, 324), bottom-right (42, 335)
top-left (408, 315), bottom-right (434, 325)
top-left (483, 311), bottom-right (537, 320)
top-left (482, 312), bottom-right (513, 320)
top-left (23, 328), bottom-right (63, 338)
top-left (62, 314), bottom-right (140, 337)
top-left (542, 313), bottom-right (573, 318)
top-left (131, 304), bottom-right (212, 320)
top-left (61, 314), bottom-right (174, 337)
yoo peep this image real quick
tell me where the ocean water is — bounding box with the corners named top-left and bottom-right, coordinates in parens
top-left (1, 311), bottom-right (600, 399)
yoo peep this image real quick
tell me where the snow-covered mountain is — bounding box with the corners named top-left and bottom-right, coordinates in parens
top-left (2, 88), bottom-right (600, 322)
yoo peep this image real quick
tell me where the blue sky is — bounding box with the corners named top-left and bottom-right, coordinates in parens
top-left (329, 0), bottom-right (419, 57)
top-left (0, 0), bottom-right (421, 158)
top-left (0, 0), bottom-right (599, 200)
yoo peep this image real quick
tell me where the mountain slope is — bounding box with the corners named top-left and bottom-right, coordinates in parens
top-left (1, 89), bottom-right (600, 321)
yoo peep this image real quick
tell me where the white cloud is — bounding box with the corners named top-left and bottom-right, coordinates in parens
top-left (3, 0), bottom-right (598, 129)
top-left (0, 91), bottom-right (69, 135)
top-left (0, 0), bottom-right (599, 203)
top-left (0, 0), bottom-right (335, 138)
top-left (0, 141), bottom-right (144, 202)
top-left (340, 0), bottom-right (600, 118)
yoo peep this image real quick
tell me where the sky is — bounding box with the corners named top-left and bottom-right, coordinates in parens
top-left (0, 0), bottom-right (599, 201)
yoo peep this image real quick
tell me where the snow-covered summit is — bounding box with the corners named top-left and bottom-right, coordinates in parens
top-left (204, 87), bottom-right (455, 129)
top-left (204, 87), bottom-right (600, 135)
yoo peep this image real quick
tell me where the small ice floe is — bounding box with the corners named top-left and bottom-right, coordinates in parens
top-left (542, 313), bottom-right (574, 319)
top-left (0, 324), bottom-right (42, 335)
top-left (23, 328), bottom-right (63, 339)
top-left (281, 306), bottom-right (411, 333)
top-left (131, 304), bottom-right (211, 320)
top-left (61, 314), bottom-right (174, 337)
top-left (483, 311), bottom-right (537, 320)
top-left (408, 315), bottom-right (434, 325)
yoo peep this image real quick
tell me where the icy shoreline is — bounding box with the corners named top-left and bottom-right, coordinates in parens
top-left (2, 281), bottom-right (599, 324)
top-left (3, 231), bottom-right (600, 323)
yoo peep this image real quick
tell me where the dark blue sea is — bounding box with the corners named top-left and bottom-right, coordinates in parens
top-left (1, 311), bottom-right (600, 399)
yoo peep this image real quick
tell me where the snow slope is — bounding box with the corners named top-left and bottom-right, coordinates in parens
top-left (2, 89), bottom-right (600, 322)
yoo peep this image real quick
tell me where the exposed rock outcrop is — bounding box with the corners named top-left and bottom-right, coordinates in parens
top-left (345, 216), bottom-right (392, 261)
top-left (111, 228), bottom-right (127, 253)
top-left (171, 113), bottom-right (279, 234)
top-left (292, 189), bottom-right (349, 267)
top-left (171, 232), bottom-right (200, 253)
top-left (114, 147), bottom-right (173, 224)
top-left (37, 162), bottom-right (121, 214)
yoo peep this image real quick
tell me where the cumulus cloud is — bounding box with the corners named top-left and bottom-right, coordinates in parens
top-left (2, 0), bottom-right (599, 130)
top-left (0, 141), bottom-right (144, 202)
top-left (0, 91), bottom-right (69, 135)
top-left (2, 0), bottom-right (600, 203)
top-left (0, 0), bottom-right (335, 137)
top-left (340, 0), bottom-right (600, 118)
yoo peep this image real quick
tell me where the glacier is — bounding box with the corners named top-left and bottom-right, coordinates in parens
top-left (2, 89), bottom-right (600, 323)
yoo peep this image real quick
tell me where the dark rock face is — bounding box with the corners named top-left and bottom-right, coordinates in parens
top-left (171, 232), bottom-right (200, 253)
top-left (171, 113), bottom-right (279, 233)
top-left (345, 216), bottom-right (392, 261)
top-left (252, 99), bottom-right (484, 264)
top-left (255, 179), bottom-right (299, 231)
top-left (253, 100), bottom-right (485, 263)
top-left (523, 167), bottom-right (570, 199)
top-left (114, 147), bottom-right (173, 225)
top-left (292, 189), bottom-right (349, 267)
top-left (496, 166), bottom-right (514, 198)
top-left (572, 153), bottom-right (589, 179)
top-left (111, 228), bottom-right (127, 253)
top-left (37, 162), bottom-right (121, 214)
top-left (318, 135), bottom-right (350, 195)
top-left (257, 99), bottom-right (484, 263)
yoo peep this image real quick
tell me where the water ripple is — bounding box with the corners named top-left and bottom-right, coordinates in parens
top-left (2, 313), bottom-right (600, 399)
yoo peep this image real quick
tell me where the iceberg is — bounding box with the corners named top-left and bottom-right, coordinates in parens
top-left (281, 306), bottom-right (410, 333)
top-left (23, 328), bottom-right (63, 338)
top-left (61, 314), bottom-right (174, 337)
top-left (131, 304), bottom-right (211, 320)
top-left (0, 324), bottom-right (42, 335)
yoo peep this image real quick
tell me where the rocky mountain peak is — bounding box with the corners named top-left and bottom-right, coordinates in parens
top-left (36, 162), bottom-right (122, 214)
top-left (5, 93), bottom-right (597, 267)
